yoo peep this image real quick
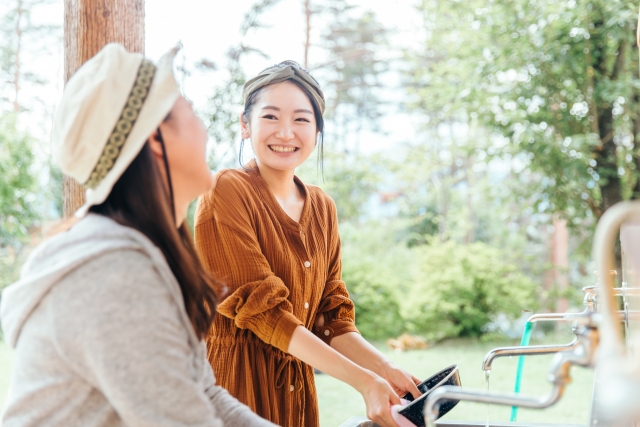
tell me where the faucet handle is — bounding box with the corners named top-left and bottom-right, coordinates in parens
top-left (571, 311), bottom-right (600, 331)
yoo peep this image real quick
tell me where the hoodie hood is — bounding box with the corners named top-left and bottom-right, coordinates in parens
top-left (1, 214), bottom-right (169, 348)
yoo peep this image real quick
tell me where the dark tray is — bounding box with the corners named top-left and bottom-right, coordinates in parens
top-left (398, 364), bottom-right (461, 426)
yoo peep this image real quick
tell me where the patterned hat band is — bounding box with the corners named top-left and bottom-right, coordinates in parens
top-left (83, 59), bottom-right (157, 189)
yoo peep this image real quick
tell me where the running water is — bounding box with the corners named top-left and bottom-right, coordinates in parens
top-left (484, 369), bottom-right (490, 427)
top-left (510, 321), bottom-right (534, 422)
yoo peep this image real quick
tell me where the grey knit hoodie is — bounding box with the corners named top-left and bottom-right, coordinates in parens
top-left (0, 214), bottom-right (277, 427)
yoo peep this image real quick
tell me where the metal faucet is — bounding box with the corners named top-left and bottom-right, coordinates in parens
top-left (525, 283), bottom-right (626, 324)
top-left (590, 201), bottom-right (640, 424)
top-left (481, 285), bottom-right (600, 372)
top-left (482, 336), bottom-right (579, 372)
top-left (424, 312), bottom-right (600, 426)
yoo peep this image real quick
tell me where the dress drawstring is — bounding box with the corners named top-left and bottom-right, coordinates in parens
top-left (275, 355), bottom-right (305, 393)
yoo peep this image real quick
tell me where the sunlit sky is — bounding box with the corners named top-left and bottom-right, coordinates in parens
top-left (14, 0), bottom-right (423, 153)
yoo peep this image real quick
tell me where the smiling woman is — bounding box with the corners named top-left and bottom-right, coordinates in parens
top-left (194, 61), bottom-right (421, 427)
top-left (238, 60), bottom-right (325, 175)
top-left (243, 81), bottom-right (318, 187)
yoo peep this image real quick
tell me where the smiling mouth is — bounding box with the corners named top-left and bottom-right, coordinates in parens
top-left (269, 145), bottom-right (298, 153)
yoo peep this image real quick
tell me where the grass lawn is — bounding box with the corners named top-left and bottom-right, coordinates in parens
top-left (0, 330), bottom-right (593, 426)
top-left (316, 330), bottom-right (593, 427)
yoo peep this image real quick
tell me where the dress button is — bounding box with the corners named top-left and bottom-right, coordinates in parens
top-left (304, 261), bottom-right (311, 268)
top-left (304, 302), bottom-right (309, 309)
top-left (289, 385), bottom-right (294, 392)
top-left (324, 330), bottom-right (330, 336)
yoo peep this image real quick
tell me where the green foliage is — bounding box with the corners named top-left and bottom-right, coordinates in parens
top-left (405, 240), bottom-right (539, 340)
top-left (339, 221), bottom-right (412, 340)
top-left (204, 61), bottom-right (245, 170)
top-left (337, 221), bottom-right (540, 341)
top-left (1, 0), bottom-right (60, 112)
top-left (315, 1), bottom-right (388, 141)
top-left (407, 0), bottom-right (640, 222)
top-left (0, 113), bottom-right (40, 303)
top-left (297, 149), bottom-right (382, 222)
top-left (203, 0), bottom-right (282, 171)
top-left (0, 113), bottom-right (38, 247)
top-left (342, 260), bottom-right (405, 340)
top-left (0, 245), bottom-right (27, 297)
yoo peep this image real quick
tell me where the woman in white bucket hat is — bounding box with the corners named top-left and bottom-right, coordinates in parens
top-left (0, 44), bottom-right (276, 427)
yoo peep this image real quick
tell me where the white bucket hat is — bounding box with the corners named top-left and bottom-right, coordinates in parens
top-left (51, 43), bottom-right (181, 217)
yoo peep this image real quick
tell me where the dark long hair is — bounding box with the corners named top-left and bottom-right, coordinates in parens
top-left (89, 142), bottom-right (220, 339)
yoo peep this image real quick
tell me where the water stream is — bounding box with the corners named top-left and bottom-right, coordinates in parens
top-left (484, 369), bottom-right (490, 427)
top-left (510, 321), bottom-right (534, 422)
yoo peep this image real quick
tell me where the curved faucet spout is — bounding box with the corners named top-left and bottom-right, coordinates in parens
top-left (527, 310), bottom-right (627, 324)
top-left (424, 384), bottom-right (564, 426)
top-left (429, 316), bottom-right (597, 427)
top-left (527, 309), bottom-right (588, 323)
top-left (482, 337), bottom-right (579, 371)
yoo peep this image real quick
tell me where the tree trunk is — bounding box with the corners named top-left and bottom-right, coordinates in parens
top-left (596, 105), bottom-right (622, 214)
top-left (63, 0), bottom-right (145, 217)
top-left (551, 216), bottom-right (569, 312)
top-left (303, 0), bottom-right (311, 68)
top-left (13, 0), bottom-right (23, 113)
top-left (592, 36), bottom-right (626, 216)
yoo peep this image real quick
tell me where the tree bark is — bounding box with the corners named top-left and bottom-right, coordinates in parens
top-left (63, 0), bottom-right (145, 217)
top-left (13, 0), bottom-right (23, 113)
top-left (596, 105), bottom-right (622, 214)
top-left (551, 216), bottom-right (569, 312)
top-left (593, 37), bottom-right (627, 215)
top-left (303, 0), bottom-right (311, 68)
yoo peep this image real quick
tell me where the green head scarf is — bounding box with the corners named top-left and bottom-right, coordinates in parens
top-left (242, 61), bottom-right (325, 115)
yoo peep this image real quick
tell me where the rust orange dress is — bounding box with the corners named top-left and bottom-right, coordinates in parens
top-left (194, 160), bottom-right (359, 427)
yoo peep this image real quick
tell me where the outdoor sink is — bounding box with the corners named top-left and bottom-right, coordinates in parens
top-left (338, 418), bottom-right (586, 427)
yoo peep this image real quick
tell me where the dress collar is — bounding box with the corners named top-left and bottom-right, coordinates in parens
top-left (244, 159), bottom-right (311, 231)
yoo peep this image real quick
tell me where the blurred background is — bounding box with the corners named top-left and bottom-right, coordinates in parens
top-left (2, 0), bottom-right (639, 425)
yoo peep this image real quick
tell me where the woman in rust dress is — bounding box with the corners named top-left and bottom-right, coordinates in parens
top-left (194, 61), bottom-right (420, 427)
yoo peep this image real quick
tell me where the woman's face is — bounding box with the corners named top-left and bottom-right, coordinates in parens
top-left (241, 81), bottom-right (318, 172)
top-left (155, 96), bottom-right (213, 221)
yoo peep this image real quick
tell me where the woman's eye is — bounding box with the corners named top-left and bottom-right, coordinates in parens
top-left (296, 118), bottom-right (310, 122)
top-left (262, 115), bottom-right (277, 120)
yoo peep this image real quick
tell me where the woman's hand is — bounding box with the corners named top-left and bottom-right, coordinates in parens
top-left (288, 327), bottom-right (401, 427)
top-left (354, 371), bottom-right (401, 427)
top-left (381, 361), bottom-right (422, 400)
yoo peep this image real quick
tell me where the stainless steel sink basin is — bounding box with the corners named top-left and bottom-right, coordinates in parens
top-left (338, 417), bottom-right (586, 427)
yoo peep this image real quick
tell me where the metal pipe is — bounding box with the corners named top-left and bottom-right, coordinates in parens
top-left (593, 202), bottom-right (640, 361)
top-left (482, 337), bottom-right (579, 371)
top-left (424, 384), bottom-right (564, 426)
top-left (426, 314), bottom-right (598, 427)
top-left (590, 202), bottom-right (640, 425)
top-left (527, 310), bottom-right (588, 323)
top-left (526, 308), bottom-right (629, 325)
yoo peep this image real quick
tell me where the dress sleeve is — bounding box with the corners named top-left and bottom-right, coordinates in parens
top-left (313, 197), bottom-right (360, 345)
top-left (194, 175), bottom-right (303, 353)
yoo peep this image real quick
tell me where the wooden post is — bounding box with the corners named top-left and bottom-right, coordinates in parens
top-left (552, 216), bottom-right (569, 312)
top-left (63, 0), bottom-right (145, 217)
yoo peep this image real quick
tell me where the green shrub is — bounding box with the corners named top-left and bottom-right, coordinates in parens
top-left (0, 113), bottom-right (39, 247)
top-left (342, 259), bottom-right (406, 340)
top-left (340, 221), bottom-right (411, 340)
top-left (404, 240), bottom-right (539, 341)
